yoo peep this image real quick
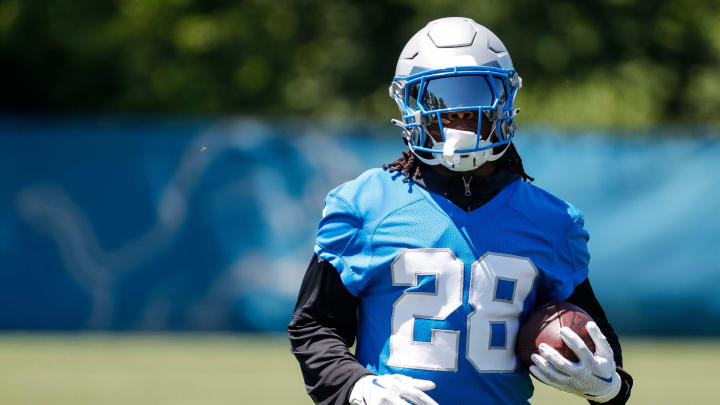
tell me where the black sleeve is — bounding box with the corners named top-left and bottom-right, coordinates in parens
top-left (288, 254), bottom-right (374, 405)
top-left (566, 279), bottom-right (634, 405)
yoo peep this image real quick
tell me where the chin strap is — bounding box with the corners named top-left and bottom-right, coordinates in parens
top-left (392, 118), bottom-right (442, 166)
top-left (392, 117), bottom-right (514, 170)
top-left (485, 119), bottom-right (515, 162)
top-left (408, 140), bottom-right (442, 166)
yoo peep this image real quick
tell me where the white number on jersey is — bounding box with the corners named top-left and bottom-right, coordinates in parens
top-left (387, 249), bottom-right (538, 373)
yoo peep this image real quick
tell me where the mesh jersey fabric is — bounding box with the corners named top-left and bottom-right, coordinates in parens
top-left (314, 168), bottom-right (590, 405)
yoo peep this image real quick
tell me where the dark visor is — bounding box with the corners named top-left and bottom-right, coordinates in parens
top-left (416, 75), bottom-right (505, 111)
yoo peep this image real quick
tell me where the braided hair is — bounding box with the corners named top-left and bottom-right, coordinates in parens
top-left (382, 150), bottom-right (422, 182)
top-left (382, 142), bottom-right (534, 183)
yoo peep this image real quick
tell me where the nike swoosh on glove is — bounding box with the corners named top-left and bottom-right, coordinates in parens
top-left (348, 374), bottom-right (438, 405)
top-left (529, 321), bottom-right (621, 403)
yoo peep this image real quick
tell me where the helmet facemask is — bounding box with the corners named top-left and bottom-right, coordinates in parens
top-left (390, 67), bottom-right (521, 172)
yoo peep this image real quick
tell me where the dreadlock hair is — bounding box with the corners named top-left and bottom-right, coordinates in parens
top-left (382, 150), bottom-right (422, 183)
top-left (382, 143), bottom-right (534, 183)
top-left (501, 143), bottom-right (535, 182)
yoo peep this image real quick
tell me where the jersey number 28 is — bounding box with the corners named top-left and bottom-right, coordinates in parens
top-left (387, 248), bottom-right (537, 373)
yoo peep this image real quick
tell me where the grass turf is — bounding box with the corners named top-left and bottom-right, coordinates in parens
top-left (0, 334), bottom-right (716, 405)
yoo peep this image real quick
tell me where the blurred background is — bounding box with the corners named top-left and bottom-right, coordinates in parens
top-left (1, 0), bottom-right (719, 404)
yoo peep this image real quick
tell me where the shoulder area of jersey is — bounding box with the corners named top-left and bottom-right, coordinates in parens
top-left (323, 168), bottom-right (422, 214)
top-left (509, 181), bottom-right (586, 229)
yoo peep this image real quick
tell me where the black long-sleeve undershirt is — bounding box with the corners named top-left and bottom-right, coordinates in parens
top-left (289, 255), bottom-right (632, 405)
top-left (288, 255), bottom-right (372, 405)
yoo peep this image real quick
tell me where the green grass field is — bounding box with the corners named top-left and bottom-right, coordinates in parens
top-left (0, 334), bottom-right (717, 405)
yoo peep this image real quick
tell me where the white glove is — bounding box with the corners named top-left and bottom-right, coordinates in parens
top-left (349, 374), bottom-right (438, 405)
top-left (529, 321), bottom-right (621, 403)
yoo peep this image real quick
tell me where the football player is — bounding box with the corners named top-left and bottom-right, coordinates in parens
top-left (289, 17), bottom-right (633, 405)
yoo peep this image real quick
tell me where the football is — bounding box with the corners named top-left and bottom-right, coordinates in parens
top-left (516, 301), bottom-right (596, 367)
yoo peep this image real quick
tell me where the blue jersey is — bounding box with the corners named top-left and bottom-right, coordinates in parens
top-left (314, 168), bottom-right (590, 405)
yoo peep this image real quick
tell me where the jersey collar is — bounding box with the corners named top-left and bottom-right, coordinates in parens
top-left (412, 164), bottom-right (520, 212)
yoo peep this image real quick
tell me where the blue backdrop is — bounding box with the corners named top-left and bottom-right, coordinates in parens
top-left (1, 117), bottom-right (718, 335)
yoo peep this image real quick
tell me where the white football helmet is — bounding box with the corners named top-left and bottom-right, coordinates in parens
top-left (389, 17), bottom-right (522, 172)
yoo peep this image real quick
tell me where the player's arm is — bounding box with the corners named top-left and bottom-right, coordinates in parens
top-left (288, 254), bottom-right (372, 405)
top-left (565, 278), bottom-right (633, 405)
top-left (531, 203), bottom-right (632, 404)
top-left (566, 279), bottom-right (625, 368)
top-left (289, 254), bottom-right (438, 405)
top-left (531, 278), bottom-right (633, 404)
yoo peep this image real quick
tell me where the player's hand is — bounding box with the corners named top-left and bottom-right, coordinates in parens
top-left (529, 321), bottom-right (621, 403)
top-left (348, 374), bottom-right (438, 405)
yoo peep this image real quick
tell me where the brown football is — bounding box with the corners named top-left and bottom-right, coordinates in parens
top-left (516, 301), bottom-right (596, 367)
